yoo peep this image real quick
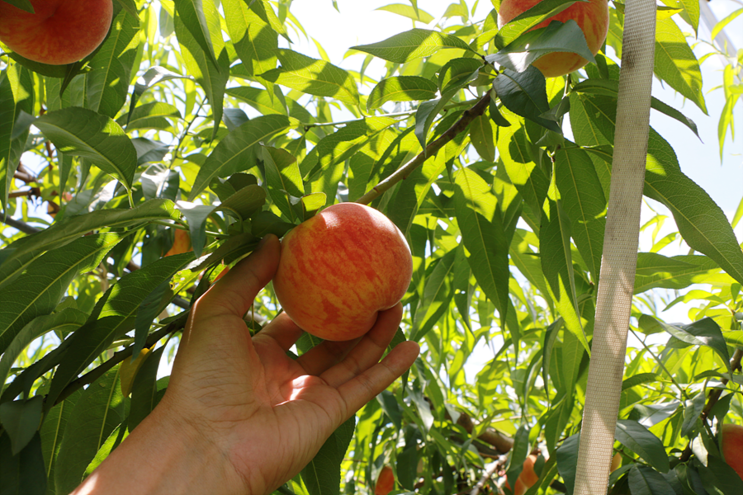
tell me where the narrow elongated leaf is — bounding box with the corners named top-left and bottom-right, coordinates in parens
top-left (40, 389), bottom-right (83, 494)
top-left (175, 202), bottom-right (214, 257)
top-left (45, 253), bottom-right (193, 409)
top-left (494, 0), bottom-right (578, 48)
top-left (174, 7), bottom-right (230, 134)
top-left (1, 0), bottom-right (34, 12)
top-left (85, 8), bottom-right (140, 118)
top-left (454, 168), bottom-right (510, 324)
top-left (615, 420), bottom-right (670, 473)
top-left (494, 67), bottom-right (561, 133)
top-left (555, 432), bottom-right (581, 495)
top-left (656, 317), bottom-right (730, 370)
top-left (0, 62), bottom-right (34, 211)
top-left (173, 0), bottom-right (219, 67)
top-left (54, 366), bottom-right (125, 494)
top-left (0, 396), bottom-right (43, 454)
top-left (216, 184), bottom-right (267, 221)
top-left (469, 114), bottom-right (496, 162)
top-left (260, 49), bottom-right (360, 106)
top-left (0, 199), bottom-right (179, 289)
top-left (541, 200), bottom-right (588, 352)
top-left (367, 76), bottom-right (438, 112)
top-left (0, 431), bottom-right (46, 495)
top-left (261, 146), bottom-right (304, 222)
top-left (132, 282), bottom-right (170, 358)
top-left (350, 28), bottom-right (472, 63)
top-left (376, 4), bottom-right (434, 23)
top-left (487, 20), bottom-right (595, 73)
top-left (654, 17), bottom-right (707, 114)
top-left (554, 146), bottom-right (606, 280)
top-left (301, 416), bottom-right (355, 495)
top-left (634, 253), bottom-right (721, 293)
top-left (189, 115), bottom-right (290, 199)
top-left (643, 154), bottom-right (743, 288)
top-left (0, 308), bottom-right (87, 388)
top-left (628, 465), bottom-right (676, 495)
top-left (34, 107), bottom-right (138, 190)
top-left (128, 346), bottom-right (165, 430)
top-left (0, 233), bottom-right (123, 355)
top-left (118, 102), bottom-right (181, 131)
top-left (411, 248), bottom-right (456, 341)
top-left (223, 0), bottom-right (278, 77)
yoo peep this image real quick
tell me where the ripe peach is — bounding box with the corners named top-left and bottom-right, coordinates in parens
top-left (505, 454), bottom-right (540, 495)
top-left (165, 229), bottom-right (192, 257)
top-left (273, 203), bottom-right (412, 341)
top-left (375, 465), bottom-right (395, 495)
top-left (497, 0), bottom-right (609, 77)
top-left (721, 423), bottom-right (743, 481)
top-left (0, 0), bottom-right (113, 65)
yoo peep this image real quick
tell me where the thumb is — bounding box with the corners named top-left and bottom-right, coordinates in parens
top-left (191, 234), bottom-right (281, 322)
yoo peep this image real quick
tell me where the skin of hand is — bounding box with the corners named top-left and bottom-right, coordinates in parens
top-left (72, 234), bottom-right (420, 495)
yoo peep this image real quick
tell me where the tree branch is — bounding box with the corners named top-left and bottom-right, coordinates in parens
top-left (470, 460), bottom-right (503, 495)
top-left (0, 212), bottom-right (41, 234)
top-left (356, 92), bottom-right (492, 205)
top-left (52, 311), bottom-right (189, 407)
top-left (679, 347), bottom-right (743, 462)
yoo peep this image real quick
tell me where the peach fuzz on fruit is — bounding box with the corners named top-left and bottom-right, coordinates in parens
top-left (273, 203), bottom-right (412, 342)
top-left (497, 0), bottom-right (609, 77)
top-left (0, 0), bottom-right (113, 65)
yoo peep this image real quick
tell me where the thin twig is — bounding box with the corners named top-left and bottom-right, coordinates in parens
top-left (52, 312), bottom-right (189, 407)
top-left (470, 460), bottom-right (503, 495)
top-left (679, 348), bottom-right (743, 462)
top-left (0, 212), bottom-right (41, 234)
top-left (355, 92), bottom-right (492, 205)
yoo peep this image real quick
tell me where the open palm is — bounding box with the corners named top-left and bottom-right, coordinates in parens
top-left (160, 235), bottom-right (419, 495)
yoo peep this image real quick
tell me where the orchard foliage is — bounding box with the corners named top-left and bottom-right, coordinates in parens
top-left (1, 0), bottom-right (743, 494)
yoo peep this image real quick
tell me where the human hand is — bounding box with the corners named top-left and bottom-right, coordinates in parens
top-left (74, 234), bottom-right (419, 495)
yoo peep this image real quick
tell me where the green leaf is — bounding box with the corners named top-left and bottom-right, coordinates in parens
top-left (454, 168), bottom-right (511, 326)
top-left (554, 146), bottom-right (606, 280)
top-left (173, 0), bottom-right (220, 67)
top-left (129, 346), bottom-right (165, 430)
top-left (711, 8), bottom-right (743, 43)
top-left (115, 0), bottom-right (139, 19)
top-left (654, 17), bottom-right (707, 114)
top-left (132, 281), bottom-right (171, 358)
top-left (0, 396), bottom-right (43, 455)
top-left (487, 21), bottom-right (595, 73)
top-left (376, 3), bottom-right (434, 23)
top-left (216, 184), bottom-right (267, 221)
top-left (643, 155), bottom-right (743, 288)
top-left (628, 465), bottom-right (676, 495)
top-left (367, 76), bottom-right (438, 112)
top-left (615, 420), bottom-right (670, 473)
top-left (301, 416), bottom-right (356, 495)
top-left (656, 317), bottom-right (731, 370)
top-left (189, 115), bottom-right (290, 199)
top-left (350, 28), bottom-right (472, 64)
top-left (84, 8), bottom-right (140, 118)
top-left (411, 248), bottom-right (456, 341)
top-left (1, 0), bottom-right (33, 12)
top-left (469, 114), bottom-right (496, 162)
top-left (34, 107), bottom-right (138, 191)
top-left (0, 308), bottom-right (87, 389)
top-left (681, 391), bottom-right (706, 438)
top-left (0, 62), bottom-right (34, 211)
top-left (260, 49), bottom-right (360, 107)
top-left (555, 432), bottom-right (581, 494)
top-left (54, 366), bottom-right (125, 494)
top-left (222, 0), bottom-right (278, 78)
top-left (572, 78), bottom-right (700, 138)
top-left (544, 392), bottom-right (574, 452)
top-left (118, 102), bottom-right (181, 132)
top-left (174, 5), bottom-right (230, 135)
top-left (0, 233), bottom-right (124, 355)
top-left (0, 431), bottom-right (46, 495)
top-left (39, 392), bottom-right (83, 494)
top-left (634, 253), bottom-right (721, 293)
top-left (175, 202), bottom-right (214, 257)
top-left (261, 145), bottom-right (303, 222)
top-left (494, 67), bottom-right (561, 134)
top-left (494, 0), bottom-right (579, 47)
top-left (0, 199), bottom-right (178, 290)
